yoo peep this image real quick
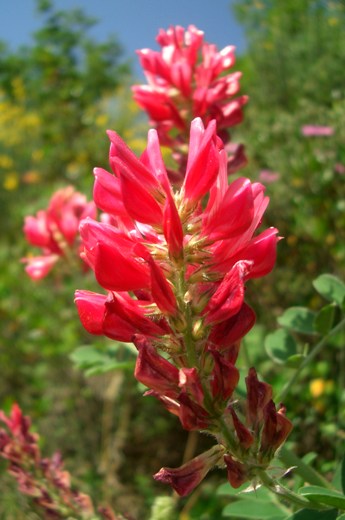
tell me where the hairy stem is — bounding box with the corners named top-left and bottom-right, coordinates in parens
top-left (258, 469), bottom-right (328, 510)
top-left (279, 445), bottom-right (333, 489)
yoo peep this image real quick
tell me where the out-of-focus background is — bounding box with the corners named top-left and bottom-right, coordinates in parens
top-left (1, 1), bottom-right (345, 518)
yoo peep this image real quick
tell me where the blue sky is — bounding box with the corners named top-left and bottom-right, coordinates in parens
top-left (1, 0), bottom-right (246, 76)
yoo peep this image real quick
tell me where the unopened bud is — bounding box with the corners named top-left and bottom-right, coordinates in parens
top-left (171, 311), bottom-right (187, 332)
top-left (192, 319), bottom-right (205, 340)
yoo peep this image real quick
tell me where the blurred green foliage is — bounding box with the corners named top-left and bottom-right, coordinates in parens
top-left (232, 0), bottom-right (345, 317)
top-left (227, 0), bottom-right (345, 510)
top-left (0, 0), bottom-right (345, 518)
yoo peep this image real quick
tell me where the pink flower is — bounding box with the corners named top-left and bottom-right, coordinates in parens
top-left (22, 186), bottom-right (96, 279)
top-left (301, 125), bottom-right (334, 137)
top-left (132, 25), bottom-right (247, 176)
top-left (334, 163), bottom-right (345, 175)
top-left (259, 170), bottom-right (280, 184)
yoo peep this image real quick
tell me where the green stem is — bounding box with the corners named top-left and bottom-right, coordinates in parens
top-left (258, 469), bottom-right (328, 510)
top-left (279, 445), bottom-right (333, 489)
top-left (175, 266), bottom-right (198, 367)
top-left (277, 316), bottom-right (345, 402)
top-left (218, 416), bottom-right (238, 452)
top-left (184, 302), bottom-right (199, 367)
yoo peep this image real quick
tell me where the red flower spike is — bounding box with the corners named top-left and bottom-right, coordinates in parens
top-left (203, 261), bottom-right (251, 325)
top-left (75, 289), bottom-right (150, 342)
top-left (148, 256), bottom-right (177, 316)
top-left (208, 303), bottom-right (256, 360)
top-left (24, 213), bottom-right (54, 250)
top-left (74, 290), bottom-right (107, 336)
top-left (177, 392), bottom-right (210, 431)
top-left (260, 401), bottom-right (293, 458)
top-left (153, 444), bottom-right (225, 496)
top-left (229, 407), bottom-right (254, 449)
top-left (202, 178), bottom-right (255, 241)
top-left (142, 129), bottom-right (171, 194)
top-left (0, 404), bottom-right (118, 518)
top-left (75, 113), bottom-right (284, 485)
top-left (215, 227), bottom-right (278, 280)
top-left (179, 368), bottom-right (205, 406)
top-left (224, 454), bottom-right (248, 488)
top-left (93, 167), bottom-right (128, 218)
top-left (182, 119), bottom-right (220, 204)
top-left (134, 336), bottom-right (179, 397)
top-left (22, 186), bottom-right (96, 279)
top-left (133, 25), bottom-right (247, 168)
top-left (210, 352), bottom-right (239, 402)
top-left (163, 191), bottom-right (184, 260)
top-left (105, 292), bottom-right (168, 338)
top-left (114, 158), bottom-right (164, 225)
top-left (245, 368), bottom-right (273, 429)
top-left (94, 242), bottom-right (150, 292)
top-left (107, 130), bottom-right (160, 192)
top-left (23, 254), bottom-right (60, 281)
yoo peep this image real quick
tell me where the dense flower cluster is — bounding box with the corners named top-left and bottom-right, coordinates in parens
top-left (22, 186), bottom-right (96, 280)
top-left (75, 117), bottom-right (291, 495)
top-left (0, 404), bottom-right (118, 519)
top-left (132, 25), bottom-right (247, 178)
top-left (16, 23), bottom-right (294, 501)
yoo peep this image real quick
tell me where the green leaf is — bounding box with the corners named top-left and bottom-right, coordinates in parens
top-left (337, 515), bottom-right (345, 520)
top-left (286, 353), bottom-right (305, 368)
top-left (83, 360), bottom-right (135, 377)
top-left (313, 274), bottom-right (345, 306)
top-left (332, 454), bottom-right (345, 494)
top-left (217, 481), bottom-right (249, 497)
top-left (70, 344), bottom-right (135, 376)
top-left (265, 329), bottom-right (298, 364)
top-left (314, 304), bottom-right (336, 335)
top-left (284, 508), bottom-right (338, 520)
top-left (277, 307), bottom-right (317, 335)
top-left (220, 486), bottom-right (287, 519)
top-left (70, 345), bottom-right (107, 366)
top-left (299, 486), bottom-right (345, 510)
top-left (222, 498), bottom-right (285, 519)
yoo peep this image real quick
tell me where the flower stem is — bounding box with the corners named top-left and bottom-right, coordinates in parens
top-left (279, 445), bottom-right (333, 489)
top-left (277, 316), bottom-right (345, 402)
top-left (258, 469), bottom-right (328, 510)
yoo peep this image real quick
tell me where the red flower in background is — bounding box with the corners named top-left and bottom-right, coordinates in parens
top-left (22, 186), bottom-right (96, 280)
top-left (0, 404), bottom-right (119, 519)
top-left (132, 25), bottom-right (247, 178)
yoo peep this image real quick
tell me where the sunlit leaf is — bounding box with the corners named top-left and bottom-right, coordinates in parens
top-left (314, 304), bottom-right (336, 335)
top-left (277, 307), bottom-right (317, 335)
top-left (265, 329), bottom-right (298, 364)
top-left (313, 274), bottom-right (345, 306)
